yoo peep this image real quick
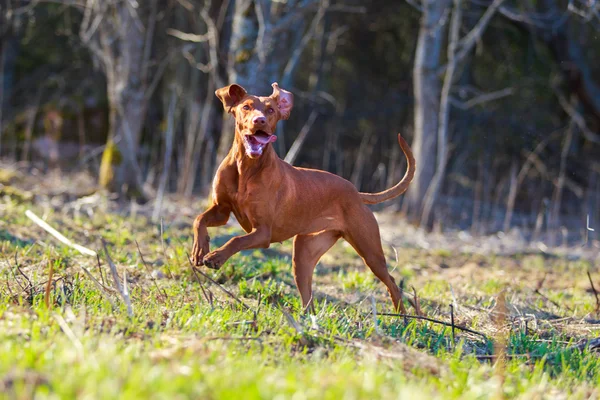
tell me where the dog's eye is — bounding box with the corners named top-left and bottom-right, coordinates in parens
top-left (267, 108), bottom-right (274, 114)
top-left (242, 105), bottom-right (250, 110)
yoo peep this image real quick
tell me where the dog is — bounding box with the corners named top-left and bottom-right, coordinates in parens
top-left (192, 82), bottom-right (416, 313)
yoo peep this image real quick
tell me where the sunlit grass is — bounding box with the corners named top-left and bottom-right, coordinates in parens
top-left (1, 199), bottom-right (599, 398)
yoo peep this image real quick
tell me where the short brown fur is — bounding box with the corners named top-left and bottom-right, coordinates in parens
top-left (192, 83), bottom-right (416, 313)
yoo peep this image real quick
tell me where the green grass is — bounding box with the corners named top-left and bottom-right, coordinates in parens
top-left (1, 198), bottom-right (600, 399)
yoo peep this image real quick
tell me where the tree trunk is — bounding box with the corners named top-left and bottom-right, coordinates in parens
top-left (96, 2), bottom-right (152, 198)
top-left (405, 0), bottom-right (451, 219)
top-left (0, 33), bottom-right (19, 156)
top-left (216, 0), bottom-right (271, 163)
top-left (216, 0), bottom-right (317, 164)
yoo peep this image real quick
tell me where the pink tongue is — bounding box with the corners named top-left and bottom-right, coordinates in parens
top-left (254, 134), bottom-right (277, 144)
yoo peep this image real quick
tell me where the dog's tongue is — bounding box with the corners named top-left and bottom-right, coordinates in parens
top-left (253, 133), bottom-right (277, 144)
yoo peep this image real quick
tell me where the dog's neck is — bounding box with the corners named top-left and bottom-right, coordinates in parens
top-left (231, 129), bottom-right (279, 176)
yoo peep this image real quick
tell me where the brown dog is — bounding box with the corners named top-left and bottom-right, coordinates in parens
top-left (192, 82), bottom-right (416, 312)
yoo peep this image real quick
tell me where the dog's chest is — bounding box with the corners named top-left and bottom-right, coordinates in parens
top-left (226, 177), bottom-right (265, 233)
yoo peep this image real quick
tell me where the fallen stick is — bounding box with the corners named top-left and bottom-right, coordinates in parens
top-left (572, 337), bottom-right (600, 352)
top-left (377, 312), bottom-right (489, 341)
top-left (186, 254), bottom-right (251, 311)
top-left (102, 240), bottom-right (133, 317)
top-left (80, 266), bottom-right (117, 308)
top-left (191, 265), bottom-right (251, 311)
top-left (25, 210), bottom-right (97, 256)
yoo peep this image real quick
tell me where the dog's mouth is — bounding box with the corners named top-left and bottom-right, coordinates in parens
top-left (243, 130), bottom-right (277, 158)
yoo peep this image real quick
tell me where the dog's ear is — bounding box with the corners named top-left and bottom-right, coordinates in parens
top-left (215, 84), bottom-right (247, 113)
top-left (270, 82), bottom-right (294, 120)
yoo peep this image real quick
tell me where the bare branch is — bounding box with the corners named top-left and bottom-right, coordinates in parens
top-left (406, 0), bottom-right (423, 12)
top-left (166, 28), bottom-right (210, 43)
top-left (555, 92), bottom-right (600, 144)
top-left (455, 0), bottom-right (506, 63)
top-left (271, 0), bottom-right (319, 33)
top-left (450, 87), bottom-right (514, 110)
top-left (281, 0), bottom-right (328, 87)
top-left (284, 111), bottom-right (318, 164)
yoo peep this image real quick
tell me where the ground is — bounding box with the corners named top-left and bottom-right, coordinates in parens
top-left (1, 167), bottom-right (600, 399)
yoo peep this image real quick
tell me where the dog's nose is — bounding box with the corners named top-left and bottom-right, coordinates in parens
top-left (252, 116), bottom-right (266, 126)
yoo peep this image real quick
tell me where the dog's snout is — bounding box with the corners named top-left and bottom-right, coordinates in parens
top-left (252, 116), bottom-right (266, 126)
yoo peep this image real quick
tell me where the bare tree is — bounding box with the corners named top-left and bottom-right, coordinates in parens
top-left (78, 0), bottom-right (159, 197)
top-left (419, 0), bottom-right (506, 227)
top-left (215, 0), bottom-right (359, 163)
top-left (404, 0), bottom-right (451, 219)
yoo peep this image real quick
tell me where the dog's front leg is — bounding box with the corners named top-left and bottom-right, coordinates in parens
top-left (202, 226), bottom-right (271, 269)
top-left (192, 203), bottom-right (231, 266)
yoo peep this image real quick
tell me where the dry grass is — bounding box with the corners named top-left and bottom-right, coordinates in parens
top-left (1, 165), bottom-right (600, 398)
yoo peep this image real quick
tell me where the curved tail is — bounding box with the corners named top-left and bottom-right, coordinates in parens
top-left (359, 134), bottom-right (415, 205)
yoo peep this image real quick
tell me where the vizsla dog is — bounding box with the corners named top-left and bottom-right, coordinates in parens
top-left (192, 82), bottom-right (416, 313)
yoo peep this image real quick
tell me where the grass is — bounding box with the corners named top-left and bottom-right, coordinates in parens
top-left (1, 194), bottom-right (600, 399)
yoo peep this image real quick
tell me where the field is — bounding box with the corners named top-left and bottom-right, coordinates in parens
top-left (1, 169), bottom-right (600, 399)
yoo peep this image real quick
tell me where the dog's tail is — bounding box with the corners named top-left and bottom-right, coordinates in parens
top-left (359, 134), bottom-right (415, 205)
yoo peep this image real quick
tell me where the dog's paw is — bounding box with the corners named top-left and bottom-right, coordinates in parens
top-left (202, 250), bottom-right (228, 270)
top-left (191, 242), bottom-right (209, 266)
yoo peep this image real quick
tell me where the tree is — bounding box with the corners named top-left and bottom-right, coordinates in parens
top-left (216, 0), bottom-right (333, 162)
top-left (403, 0), bottom-right (451, 219)
top-left (80, 0), bottom-right (159, 197)
top-left (405, 0), bottom-right (506, 226)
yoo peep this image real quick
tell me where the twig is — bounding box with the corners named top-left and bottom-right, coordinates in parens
top-left (283, 111), bottom-right (318, 165)
top-left (405, 0), bottom-right (423, 12)
top-left (186, 255), bottom-right (251, 311)
top-left (556, 91), bottom-right (600, 144)
top-left (102, 240), bottom-right (133, 317)
top-left (587, 270), bottom-right (600, 315)
top-left (254, 291), bottom-right (263, 326)
top-left (96, 253), bottom-right (106, 286)
top-left (533, 286), bottom-right (566, 311)
top-left (584, 214), bottom-right (595, 247)
top-left (377, 312), bottom-right (489, 341)
top-left (160, 219), bottom-right (175, 279)
top-left (450, 87), bottom-right (514, 110)
top-left (399, 279), bottom-right (408, 324)
top-left (189, 260), bottom-right (213, 307)
top-left (450, 304), bottom-right (456, 346)
top-left (193, 266), bottom-right (250, 311)
top-left (282, 306), bottom-right (304, 334)
top-left (370, 296), bottom-right (382, 335)
top-left (135, 240), bottom-right (169, 304)
top-left (15, 252), bottom-right (33, 299)
top-left (25, 210), bottom-right (97, 256)
top-left (3, 253), bottom-right (25, 292)
top-left (454, 0), bottom-right (506, 63)
top-left (411, 286), bottom-right (422, 316)
top-left (44, 260), bottom-right (54, 309)
top-left (80, 265), bottom-right (117, 308)
top-left (166, 28), bottom-right (210, 42)
top-left (204, 335), bottom-right (263, 342)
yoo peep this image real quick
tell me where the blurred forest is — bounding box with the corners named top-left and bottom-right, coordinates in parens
top-left (1, 0), bottom-right (599, 242)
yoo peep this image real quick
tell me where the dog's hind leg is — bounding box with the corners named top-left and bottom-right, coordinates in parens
top-left (292, 231), bottom-right (341, 311)
top-left (342, 206), bottom-right (407, 314)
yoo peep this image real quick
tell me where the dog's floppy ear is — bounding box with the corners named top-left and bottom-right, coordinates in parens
top-left (215, 84), bottom-right (247, 113)
top-left (270, 82), bottom-right (294, 120)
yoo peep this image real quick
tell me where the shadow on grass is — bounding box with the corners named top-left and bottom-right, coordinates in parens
top-left (0, 230), bottom-right (34, 248)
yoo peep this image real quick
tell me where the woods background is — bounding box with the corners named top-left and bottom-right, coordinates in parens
top-left (1, 0), bottom-right (599, 243)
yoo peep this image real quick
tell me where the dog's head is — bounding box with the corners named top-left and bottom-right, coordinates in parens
top-left (216, 82), bottom-right (294, 159)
